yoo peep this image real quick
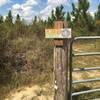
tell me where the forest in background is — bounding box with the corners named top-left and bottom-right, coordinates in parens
top-left (0, 0), bottom-right (100, 99)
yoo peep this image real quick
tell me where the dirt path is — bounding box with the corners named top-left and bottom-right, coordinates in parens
top-left (5, 84), bottom-right (53, 100)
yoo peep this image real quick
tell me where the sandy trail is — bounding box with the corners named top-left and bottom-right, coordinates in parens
top-left (5, 70), bottom-right (100, 100)
top-left (5, 84), bottom-right (53, 100)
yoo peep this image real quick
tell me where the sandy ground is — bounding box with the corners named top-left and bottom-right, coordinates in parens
top-left (4, 42), bottom-right (100, 100)
top-left (5, 70), bottom-right (100, 100)
top-left (5, 69), bottom-right (100, 100)
top-left (5, 84), bottom-right (53, 100)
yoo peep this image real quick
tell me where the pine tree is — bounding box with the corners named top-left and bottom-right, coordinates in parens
top-left (95, 4), bottom-right (100, 20)
top-left (0, 15), bottom-right (5, 36)
top-left (78, 0), bottom-right (90, 25)
top-left (4, 10), bottom-right (14, 39)
top-left (16, 14), bottom-right (21, 23)
top-left (54, 5), bottom-right (65, 21)
top-left (66, 12), bottom-right (72, 27)
top-left (71, 3), bottom-right (79, 23)
top-left (0, 15), bottom-right (7, 70)
top-left (71, 0), bottom-right (90, 25)
top-left (15, 14), bottom-right (23, 36)
top-left (66, 12), bottom-right (71, 21)
top-left (5, 10), bottom-right (13, 26)
top-left (78, 0), bottom-right (90, 13)
top-left (71, 0), bottom-right (94, 32)
top-left (33, 16), bottom-right (37, 23)
top-left (51, 10), bottom-right (55, 21)
top-left (0, 15), bottom-right (3, 24)
top-left (47, 5), bottom-right (65, 27)
top-left (95, 4), bottom-right (100, 35)
top-left (47, 17), bottom-right (54, 28)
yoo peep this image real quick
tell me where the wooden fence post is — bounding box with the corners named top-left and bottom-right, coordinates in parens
top-left (45, 21), bottom-right (71, 100)
top-left (54, 21), bottom-right (68, 100)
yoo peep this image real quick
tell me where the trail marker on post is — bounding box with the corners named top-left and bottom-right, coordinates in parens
top-left (45, 28), bottom-right (71, 39)
top-left (45, 21), bottom-right (71, 100)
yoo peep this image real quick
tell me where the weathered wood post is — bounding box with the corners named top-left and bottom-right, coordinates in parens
top-left (45, 21), bottom-right (71, 100)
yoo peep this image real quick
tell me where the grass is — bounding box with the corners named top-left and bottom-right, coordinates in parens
top-left (0, 37), bottom-right (100, 100)
top-left (0, 36), bottom-right (53, 100)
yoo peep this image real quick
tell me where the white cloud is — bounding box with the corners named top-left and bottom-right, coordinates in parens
top-left (10, 0), bottom-right (71, 22)
top-left (48, 0), bottom-right (67, 5)
top-left (10, 0), bottom-right (96, 22)
top-left (88, 10), bottom-right (96, 18)
top-left (11, 0), bottom-right (69, 21)
top-left (40, 0), bottom-right (68, 20)
top-left (40, 5), bottom-right (54, 20)
top-left (90, 11), bottom-right (95, 17)
top-left (11, 0), bottom-right (38, 22)
top-left (12, 4), bottom-right (21, 10)
top-left (0, 0), bottom-right (10, 7)
top-left (23, 0), bottom-right (37, 7)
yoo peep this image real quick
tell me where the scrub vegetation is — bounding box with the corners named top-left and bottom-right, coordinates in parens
top-left (0, 0), bottom-right (100, 99)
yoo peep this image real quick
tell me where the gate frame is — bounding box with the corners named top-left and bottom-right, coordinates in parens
top-left (69, 36), bottom-right (100, 100)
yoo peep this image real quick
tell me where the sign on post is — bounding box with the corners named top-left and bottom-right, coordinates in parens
top-left (45, 28), bottom-right (71, 39)
top-left (45, 21), bottom-right (71, 100)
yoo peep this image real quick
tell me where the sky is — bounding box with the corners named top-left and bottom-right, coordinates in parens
top-left (0, 0), bottom-right (100, 22)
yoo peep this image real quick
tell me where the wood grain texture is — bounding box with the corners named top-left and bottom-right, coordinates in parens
top-left (54, 40), bottom-right (68, 100)
top-left (53, 21), bottom-right (69, 100)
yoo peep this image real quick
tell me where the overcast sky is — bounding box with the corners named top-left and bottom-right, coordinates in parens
top-left (0, 0), bottom-right (100, 22)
